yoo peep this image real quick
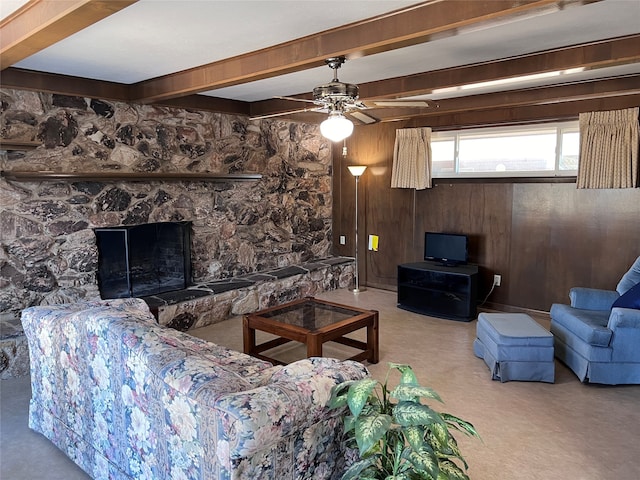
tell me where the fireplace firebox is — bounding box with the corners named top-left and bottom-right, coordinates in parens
top-left (95, 221), bottom-right (192, 299)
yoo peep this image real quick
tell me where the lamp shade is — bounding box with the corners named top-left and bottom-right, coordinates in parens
top-left (348, 165), bottom-right (367, 177)
top-left (320, 112), bottom-right (354, 142)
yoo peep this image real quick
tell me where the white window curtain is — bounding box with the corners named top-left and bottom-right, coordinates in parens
top-left (391, 127), bottom-right (432, 190)
top-left (577, 107), bottom-right (639, 189)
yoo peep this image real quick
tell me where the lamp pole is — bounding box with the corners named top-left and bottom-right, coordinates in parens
top-left (347, 166), bottom-right (367, 293)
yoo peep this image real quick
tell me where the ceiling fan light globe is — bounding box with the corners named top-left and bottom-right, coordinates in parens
top-left (320, 115), bottom-right (354, 142)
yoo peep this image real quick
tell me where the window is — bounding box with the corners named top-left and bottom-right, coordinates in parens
top-left (431, 121), bottom-right (578, 178)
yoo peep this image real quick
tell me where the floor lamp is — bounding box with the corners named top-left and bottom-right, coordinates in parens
top-left (347, 165), bottom-right (366, 293)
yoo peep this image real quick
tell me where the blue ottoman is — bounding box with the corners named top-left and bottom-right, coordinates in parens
top-left (474, 313), bottom-right (555, 383)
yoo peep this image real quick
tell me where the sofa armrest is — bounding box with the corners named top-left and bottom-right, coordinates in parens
top-left (214, 357), bottom-right (369, 459)
top-left (569, 287), bottom-right (619, 310)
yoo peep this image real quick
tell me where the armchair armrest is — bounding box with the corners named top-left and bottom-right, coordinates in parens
top-left (608, 308), bottom-right (640, 362)
top-left (569, 287), bottom-right (619, 310)
top-left (609, 307), bottom-right (640, 330)
top-left (214, 358), bottom-right (369, 459)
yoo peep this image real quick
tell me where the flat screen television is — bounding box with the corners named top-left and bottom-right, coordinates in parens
top-left (424, 232), bottom-right (468, 266)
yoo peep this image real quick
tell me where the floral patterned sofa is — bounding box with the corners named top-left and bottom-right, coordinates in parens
top-left (21, 298), bottom-right (368, 480)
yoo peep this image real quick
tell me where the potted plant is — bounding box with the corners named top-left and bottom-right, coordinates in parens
top-left (329, 363), bottom-right (480, 480)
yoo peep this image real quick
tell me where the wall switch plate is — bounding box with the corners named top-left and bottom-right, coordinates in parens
top-left (494, 274), bottom-right (502, 287)
top-left (339, 235), bottom-right (346, 245)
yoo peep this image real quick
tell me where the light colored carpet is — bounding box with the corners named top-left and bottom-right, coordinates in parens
top-left (2, 287), bottom-right (639, 479)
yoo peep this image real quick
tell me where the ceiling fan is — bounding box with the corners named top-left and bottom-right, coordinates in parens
top-left (250, 56), bottom-right (435, 142)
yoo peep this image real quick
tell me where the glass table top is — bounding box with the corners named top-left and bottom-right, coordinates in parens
top-left (259, 298), bottom-right (363, 330)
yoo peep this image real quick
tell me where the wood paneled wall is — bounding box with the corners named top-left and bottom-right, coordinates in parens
top-left (332, 113), bottom-right (640, 313)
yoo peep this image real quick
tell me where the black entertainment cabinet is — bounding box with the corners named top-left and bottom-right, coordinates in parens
top-left (397, 261), bottom-right (479, 321)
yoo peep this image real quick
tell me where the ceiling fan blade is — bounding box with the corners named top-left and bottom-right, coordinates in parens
top-left (249, 106), bottom-right (324, 120)
top-left (274, 95), bottom-right (317, 105)
top-left (370, 100), bottom-right (433, 108)
top-left (348, 110), bottom-right (378, 125)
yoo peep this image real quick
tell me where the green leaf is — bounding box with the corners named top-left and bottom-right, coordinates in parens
top-left (340, 456), bottom-right (378, 480)
top-left (347, 378), bottom-right (379, 418)
top-left (344, 414), bottom-right (356, 433)
top-left (402, 425), bottom-right (425, 453)
top-left (329, 381), bottom-right (352, 409)
top-left (433, 437), bottom-right (469, 470)
top-left (358, 475), bottom-right (381, 480)
top-left (394, 401), bottom-right (444, 428)
top-left (403, 448), bottom-right (439, 479)
top-left (390, 437), bottom-right (405, 477)
top-left (356, 413), bottom-right (392, 454)
top-left (441, 413), bottom-right (480, 439)
top-left (444, 437), bottom-right (462, 458)
top-left (389, 363), bottom-right (418, 385)
top-left (391, 384), bottom-right (443, 403)
top-left (430, 422), bottom-right (451, 452)
top-left (436, 459), bottom-right (469, 480)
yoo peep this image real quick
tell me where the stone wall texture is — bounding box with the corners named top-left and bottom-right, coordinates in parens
top-left (0, 89), bottom-right (334, 322)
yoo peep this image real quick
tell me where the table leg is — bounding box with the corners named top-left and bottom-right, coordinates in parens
top-left (243, 316), bottom-right (256, 355)
top-left (307, 332), bottom-right (323, 358)
top-left (368, 312), bottom-right (379, 364)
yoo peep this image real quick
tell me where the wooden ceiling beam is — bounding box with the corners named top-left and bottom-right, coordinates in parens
top-left (411, 94), bottom-right (640, 130)
top-left (0, 67), bottom-right (131, 100)
top-left (359, 34), bottom-right (640, 100)
top-left (130, 0), bottom-right (583, 103)
top-left (367, 75), bottom-right (640, 122)
top-left (0, 0), bottom-right (139, 71)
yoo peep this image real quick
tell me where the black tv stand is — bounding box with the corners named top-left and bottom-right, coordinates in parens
top-left (397, 261), bottom-right (478, 321)
top-left (437, 261), bottom-right (465, 268)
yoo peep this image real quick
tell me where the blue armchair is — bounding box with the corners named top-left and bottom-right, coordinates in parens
top-left (550, 257), bottom-right (640, 384)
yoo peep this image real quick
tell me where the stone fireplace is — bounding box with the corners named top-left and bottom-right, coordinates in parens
top-left (1, 88), bottom-right (338, 336)
top-left (0, 88), bottom-right (358, 378)
top-left (95, 221), bottom-right (192, 298)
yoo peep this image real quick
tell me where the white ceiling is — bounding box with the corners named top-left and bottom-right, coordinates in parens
top-left (2, 0), bottom-right (640, 108)
top-left (0, 0), bottom-right (30, 18)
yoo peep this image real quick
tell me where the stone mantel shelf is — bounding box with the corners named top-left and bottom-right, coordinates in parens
top-left (0, 171), bottom-right (263, 182)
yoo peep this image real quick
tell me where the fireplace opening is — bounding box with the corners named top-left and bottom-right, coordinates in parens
top-left (95, 221), bottom-right (192, 299)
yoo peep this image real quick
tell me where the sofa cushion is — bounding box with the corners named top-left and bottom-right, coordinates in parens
top-left (549, 304), bottom-right (612, 346)
top-left (612, 282), bottom-right (640, 310)
top-left (617, 256), bottom-right (640, 295)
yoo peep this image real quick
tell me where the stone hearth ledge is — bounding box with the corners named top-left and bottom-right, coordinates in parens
top-left (143, 256), bottom-right (355, 331)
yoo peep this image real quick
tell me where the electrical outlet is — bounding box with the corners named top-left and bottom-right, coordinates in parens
top-left (494, 274), bottom-right (502, 287)
top-left (339, 235), bottom-right (346, 245)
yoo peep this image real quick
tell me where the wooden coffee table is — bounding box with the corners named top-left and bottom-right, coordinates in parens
top-left (243, 296), bottom-right (379, 365)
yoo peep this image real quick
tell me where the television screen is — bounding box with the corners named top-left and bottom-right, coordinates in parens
top-left (424, 232), bottom-right (468, 265)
